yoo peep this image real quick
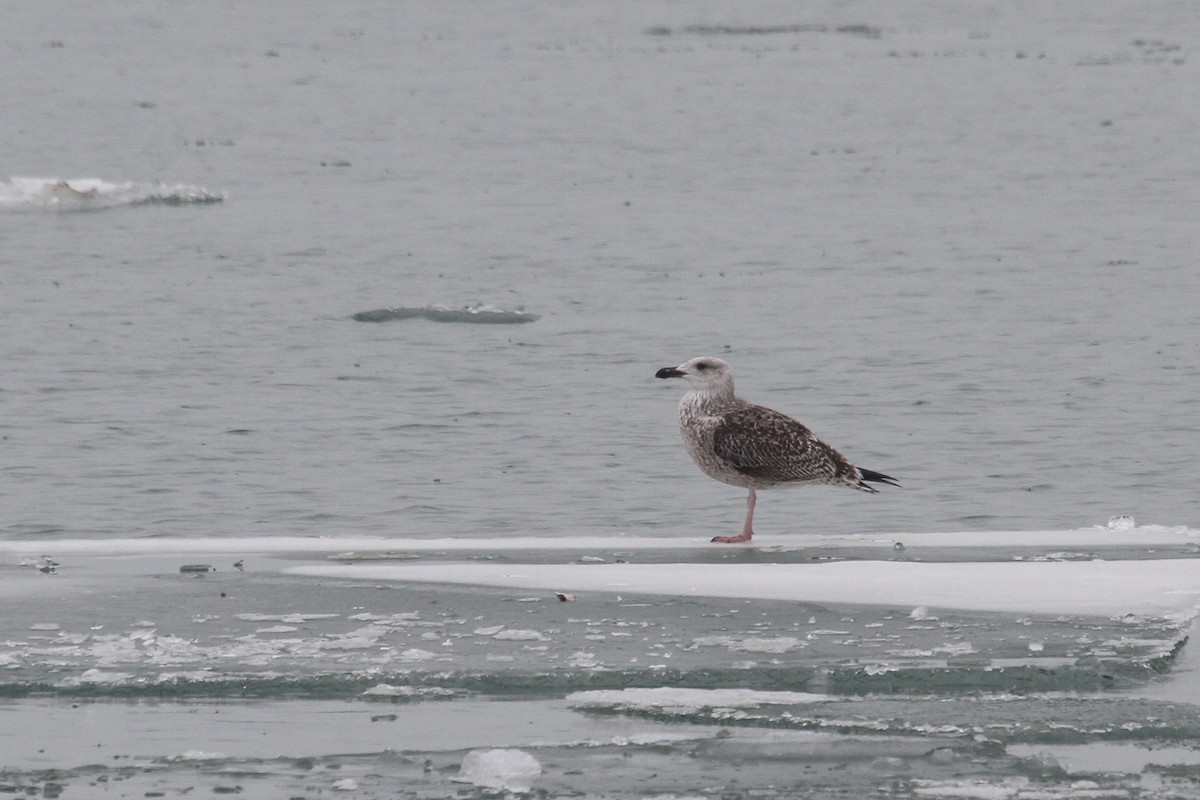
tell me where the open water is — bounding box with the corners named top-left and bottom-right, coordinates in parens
top-left (2, 1), bottom-right (1200, 797)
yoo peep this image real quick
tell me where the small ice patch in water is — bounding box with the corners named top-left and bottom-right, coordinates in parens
top-left (568, 687), bottom-right (829, 712)
top-left (169, 751), bottom-right (228, 762)
top-left (351, 304), bottom-right (538, 324)
top-left (913, 777), bottom-right (1031, 798)
top-left (66, 668), bottom-right (136, 685)
top-left (1108, 515), bottom-right (1136, 530)
top-left (473, 625), bottom-right (506, 636)
top-left (732, 636), bottom-right (801, 653)
top-left (691, 635), bottom-right (801, 653)
top-left (568, 651), bottom-right (599, 667)
top-left (493, 629), bottom-right (546, 641)
top-left (457, 748), bottom-right (542, 793)
top-left (396, 648), bottom-right (440, 662)
top-left (235, 613), bottom-right (339, 623)
top-left (361, 683), bottom-right (458, 698)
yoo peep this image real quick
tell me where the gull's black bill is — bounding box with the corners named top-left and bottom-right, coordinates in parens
top-left (655, 367), bottom-right (684, 379)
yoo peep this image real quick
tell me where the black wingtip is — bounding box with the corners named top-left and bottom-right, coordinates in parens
top-left (859, 468), bottom-right (901, 488)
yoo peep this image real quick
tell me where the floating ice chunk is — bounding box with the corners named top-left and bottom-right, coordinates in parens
top-left (568, 651), bottom-right (599, 667)
top-left (169, 750), bottom-right (228, 762)
top-left (235, 613), bottom-right (339, 623)
top-left (912, 777), bottom-right (1029, 797)
top-left (733, 636), bottom-right (801, 653)
top-left (29, 623), bottom-right (60, 631)
top-left (318, 637), bottom-right (379, 650)
top-left (864, 663), bottom-right (900, 675)
top-left (910, 606), bottom-right (936, 621)
top-left (397, 648), bottom-right (439, 662)
top-left (568, 687), bottom-right (828, 712)
top-left (0, 177), bottom-right (223, 211)
top-left (493, 629), bottom-right (546, 641)
top-left (692, 635), bottom-right (733, 648)
top-left (361, 683), bottom-right (457, 698)
top-left (457, 748), bottom-right (542, 792)
top-left (351, 305), bottom-right (539, 325)
top-left (329, 551), bottom-right (419, 562)
top-left (1108, 515), bottom-right (1136, 530)
top-left (473, 625), bottom-right (506, 636)
top-left (70, 668), bottom-right (135, 685)
top-left (331, 778), bottom-right (359, 791)
top-left (691, 635), bottom-right (800, 653)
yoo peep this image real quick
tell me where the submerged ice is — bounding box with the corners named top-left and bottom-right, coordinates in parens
top-left (351, 304), bottom-right (538, 324)
top-left (4, 526), bottom-right (1200, 798)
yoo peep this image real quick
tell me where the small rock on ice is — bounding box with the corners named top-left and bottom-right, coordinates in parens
top-left (457, 748), bottom-right (541, 792)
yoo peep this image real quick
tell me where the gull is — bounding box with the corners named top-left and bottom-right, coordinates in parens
top-left (656, 356), bottom-right (899, 543)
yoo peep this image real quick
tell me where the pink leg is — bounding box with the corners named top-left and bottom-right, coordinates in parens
top-left (712, 489), bottom-right (756, 544)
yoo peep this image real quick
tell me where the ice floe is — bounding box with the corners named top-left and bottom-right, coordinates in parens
top-left (456, 748), bottom-right (542, 792)
top-left (291, 558), bottom-right (1200, 618)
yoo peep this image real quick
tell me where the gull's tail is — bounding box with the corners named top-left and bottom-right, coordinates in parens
top-left (857, 468), bottom-right (901, 492)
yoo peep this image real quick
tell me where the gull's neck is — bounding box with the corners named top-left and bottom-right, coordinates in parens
top-left (681, 380), bottom-right (737, 414)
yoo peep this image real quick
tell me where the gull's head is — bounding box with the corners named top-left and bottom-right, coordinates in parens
top-left (655, 356), bottom-right (734, 392)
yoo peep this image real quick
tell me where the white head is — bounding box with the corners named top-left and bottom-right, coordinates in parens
top-left (655, 356), bottom-right (735, 393)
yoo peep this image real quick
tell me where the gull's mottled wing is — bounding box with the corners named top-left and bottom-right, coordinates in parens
top-left (711, 405), bottom-right (858, 485)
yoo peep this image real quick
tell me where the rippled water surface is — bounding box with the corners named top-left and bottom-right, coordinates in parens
top-left (3, 1), bottom-right (1200, 797)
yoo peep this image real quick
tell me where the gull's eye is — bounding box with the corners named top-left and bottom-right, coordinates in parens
top-left (695, 362), bottom-right (709, 371)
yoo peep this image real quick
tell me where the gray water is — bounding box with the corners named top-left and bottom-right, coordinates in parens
top-left (3, 2), bottom-right (1200, 797)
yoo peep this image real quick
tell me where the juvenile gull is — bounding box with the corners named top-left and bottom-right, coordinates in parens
top-left (656, 357), bottom-right (899, 543)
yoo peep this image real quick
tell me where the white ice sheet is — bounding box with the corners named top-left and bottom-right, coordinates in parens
top-left (1, 525), bottom-right (1194, 557)
top-left (289, 558), bottom-right (1200, 618)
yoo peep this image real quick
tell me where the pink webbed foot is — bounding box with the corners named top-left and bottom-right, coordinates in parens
top-left (710, 533), bottom-right (753, 544)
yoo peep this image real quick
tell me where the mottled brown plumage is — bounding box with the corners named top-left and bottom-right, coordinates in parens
top-left (712, 404), bottom-right (863, 487)
top-left (656, 356), bottom-right (898, 543)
